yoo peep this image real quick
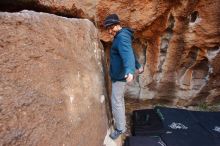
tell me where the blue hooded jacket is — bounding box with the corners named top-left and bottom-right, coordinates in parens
top-left (110, 27), bottom-right (141, 82)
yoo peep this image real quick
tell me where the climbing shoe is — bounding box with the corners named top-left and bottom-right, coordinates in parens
top-left (109, 129), bottom-right (123, 140)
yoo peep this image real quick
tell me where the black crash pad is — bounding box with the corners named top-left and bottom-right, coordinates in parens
top-left (161, 124), bottom-right (218, 146)
top-left (132, 109), bottom-right (165, 136)
top-left (191, 111), bottom-right (220, 138)
top-left (155, 106), bottom-right (197, 131)
top-left (124, 136), bottom-right (166, 146)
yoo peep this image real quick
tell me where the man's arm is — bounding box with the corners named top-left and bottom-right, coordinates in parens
top-left (134, 54), bottom-right (144, 74)
top-left (117, 34), bottom-right (135, 82)
top-left (135, 54), bottom-right (141, 69)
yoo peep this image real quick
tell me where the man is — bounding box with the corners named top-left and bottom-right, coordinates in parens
top-left (104, 14), bottom-right (144, 140)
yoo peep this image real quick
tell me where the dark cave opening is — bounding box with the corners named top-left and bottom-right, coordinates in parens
top-left (190, 11), bottom-right (199, 23)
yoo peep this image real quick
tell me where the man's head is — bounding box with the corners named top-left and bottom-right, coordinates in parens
top-left (104, 14), bottom-right (122, 36)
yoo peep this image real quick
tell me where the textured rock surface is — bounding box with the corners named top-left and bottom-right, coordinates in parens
top-left (0, 0), bottom-right (98, 19)
top-left (0, 11), bottom-right (108, 146)
top-left (97, 0), bottom-right (220, 106)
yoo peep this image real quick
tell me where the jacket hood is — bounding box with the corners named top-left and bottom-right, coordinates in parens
top-left (115, 27), bottom-right (134, 38)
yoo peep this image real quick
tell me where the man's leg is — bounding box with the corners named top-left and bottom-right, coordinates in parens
top-left (110, 81), bottom-right (126, 139)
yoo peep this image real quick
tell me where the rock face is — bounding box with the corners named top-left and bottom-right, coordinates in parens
top-left (97, 0), bottom-right (220, 106)
top-left (0, 11), bottom-right (107, 146)
top-left (0, 0), bottom-right (98, 20)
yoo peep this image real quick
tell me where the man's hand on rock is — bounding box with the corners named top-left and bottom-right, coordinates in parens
top-left (138, 66), bottom-right (144, 74)
top-left (125, 73), bottom-right (133, 83)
